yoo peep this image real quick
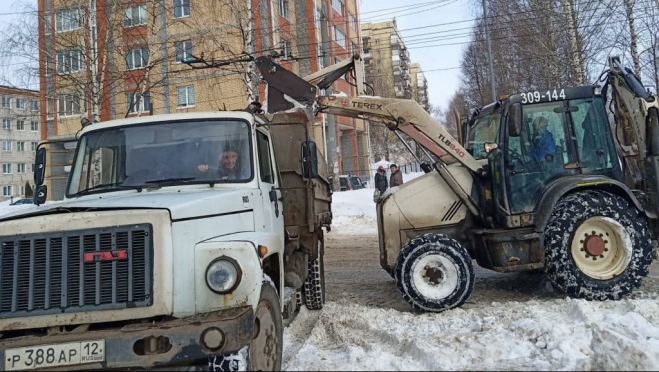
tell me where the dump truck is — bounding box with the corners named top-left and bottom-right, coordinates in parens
top-left (0, 100), bottom-right (331, 369)
top-left (258, 53), bottom-right (659, 313)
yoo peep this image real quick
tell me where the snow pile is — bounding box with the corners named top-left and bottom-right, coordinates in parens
top-left (284, 298), bottom-right (659, 371)
top-left (330, 172), bottom-right (426, 234)
top-left (330, 188), bottom-right (377, 234)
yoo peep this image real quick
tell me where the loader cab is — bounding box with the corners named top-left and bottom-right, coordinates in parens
top-left (466, 86), bottom-right (622, 227)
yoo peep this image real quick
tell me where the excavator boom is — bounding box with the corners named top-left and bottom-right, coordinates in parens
top-left (317, 95), bottom-right (485, 175)
top-left (254, 54), bottom-right (484, 176)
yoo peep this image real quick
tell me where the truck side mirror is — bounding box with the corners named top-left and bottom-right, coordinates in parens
top-left (34, 146), bottom-right (46, 187)
top-left (508, 103), bottom-right (522, 137)
top-left (34, 185), bottom-right (47, 205)
top-left (301, 140), bottom-right (319, 179)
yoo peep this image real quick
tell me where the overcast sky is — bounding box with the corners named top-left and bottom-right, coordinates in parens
top-left (0, 0), bottom-right (475, 110)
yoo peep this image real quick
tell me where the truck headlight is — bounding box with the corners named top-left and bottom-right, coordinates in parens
top-left (205, 257), bottom-right (241, 294)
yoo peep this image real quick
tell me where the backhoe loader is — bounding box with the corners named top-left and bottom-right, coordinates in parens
top-left (256, 54), bottom-right (659, 313)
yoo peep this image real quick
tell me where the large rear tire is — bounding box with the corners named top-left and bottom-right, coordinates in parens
top-left (543, 190), bottom-right (653, 300)
top-left (248, 282), bottom-right (283, 371)
top-left (394, 233), bottom-right (474, 312)
top-left (303, 232), bottom-right (325, 310)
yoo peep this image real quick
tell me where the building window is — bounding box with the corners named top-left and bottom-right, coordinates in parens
top-left (15, 98), bottom-right (25, 110)
top-left (174, 0), bottom-right (190, 18)
top-left (175, 40), bottom-right (193, 62)
top-left (2, 141), bottom-right (11, 151)
top-left (349, 12), bottom-right (357, 30)
top-left (280, 39), bottom-right (292, 59)
top-left (333, 25), bottom-right (346, 48)
top-left (44, 11), bottom-right (53, 35)
top-left (2, 186), bottom-right (12, 196)
top-left (1, 96), bottom-right (9, 108)
top-left (20, 185), bottom-right (25, 196)
top-left (317, 45), bottom-right (324, 69)
top-left (16, 142), bottom-right (25, 152)
top-left (16, 121), bottom-right (25, 131)
top-left (30, 121), bottom-right (38, 131)
top-left (2, 164), bottom-right (11, 174)
top-left (314, 7), bottom-right (321, 31)
top-left (126, 92), bottom-right (151, 113)
top-left (57, 50), bottom-right (82, 74)
top-left (30, 100), bottom-right (39, 111)
top-left (126, 47), bottom-right (149, 70)
top-left (58, 94), bottom-right (81, 117)
top-left (55, 8), bottom-right (80, 32)
top-left (2, 119), bottom-right (9, 130)
top-left (17, 163), bottom-right (25, 173)
top-left (31, 142), bottom-right (38, 151)
top-left (331, 0), bottom-right (344, 15)
top-left (177, 85), bottom-right (195, 107)
top-left (124, 5), bottom-right (147, 27)
top-left (278, 0), bottom-right (289, 19)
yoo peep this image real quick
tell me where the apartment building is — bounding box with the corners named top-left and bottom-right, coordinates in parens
top-left (38, 0), bottom-right (370, 195)
top-left (253, 0), bottom-right (369, 179)
top-left (361, 20), bottom-right (413, 100)
top-left (410, 63), bottom-right (429, 111)
top-left (0, 86), bottom-right (40, 202)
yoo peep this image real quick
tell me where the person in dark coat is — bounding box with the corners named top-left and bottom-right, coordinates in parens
top-left (390, 163), bottom-right (403, 187)
top-left (374, 165), bottom-right (388, 195)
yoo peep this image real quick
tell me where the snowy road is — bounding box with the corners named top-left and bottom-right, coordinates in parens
top-left (283, 232), bottom-right (659, 371)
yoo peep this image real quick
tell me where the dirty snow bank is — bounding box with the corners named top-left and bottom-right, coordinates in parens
top-left (330, 172), bottom-right (425, 234)
top-left (284, 298), bottom-right (659, 371)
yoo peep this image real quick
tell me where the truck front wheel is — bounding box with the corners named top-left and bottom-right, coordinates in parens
top-left (394, 233), bottom-right (474, 312)
top-left (303, 232), bottom-right (325, 310)
top-left (249, 282), bottom-right (283, 371)
top-left (544, 190), bottom-right (653, 300)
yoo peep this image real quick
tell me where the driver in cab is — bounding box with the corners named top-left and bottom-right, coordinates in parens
top-left (525, 116), bottom-right (556, 164)
top-left (197, 143), bottom-right (247, 180)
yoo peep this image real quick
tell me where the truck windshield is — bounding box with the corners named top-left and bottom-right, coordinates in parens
top-left (67, 119), bottom-right (253, 197)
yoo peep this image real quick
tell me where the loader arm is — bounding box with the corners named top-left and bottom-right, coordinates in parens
top-left (317, 95), bottom-right (486, 176)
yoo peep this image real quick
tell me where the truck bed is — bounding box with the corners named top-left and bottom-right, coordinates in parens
top-left (270, 123), bottom-right (332, 234)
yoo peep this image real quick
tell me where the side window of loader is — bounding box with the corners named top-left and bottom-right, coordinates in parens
top-left (467, 112), bottom-right (501, 160)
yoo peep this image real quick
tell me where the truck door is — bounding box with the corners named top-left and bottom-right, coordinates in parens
top-left (256, 130), bottom-right (285, 242)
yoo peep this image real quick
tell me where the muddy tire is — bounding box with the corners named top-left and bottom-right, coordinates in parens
top-left (543, 190), bottom-right (653, 301)
top-left (394, 233), bottom-right (474, 312)
top-left (248, 282), bottom-right (283, 371)
top-left (303, 233), bottom-right (325, 310)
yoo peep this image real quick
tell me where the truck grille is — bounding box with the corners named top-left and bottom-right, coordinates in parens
top-left (0, 224), bottom-right (153, 319)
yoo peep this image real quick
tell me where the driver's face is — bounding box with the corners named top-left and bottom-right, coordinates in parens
top-left (221, 150), bottom-right (238, 170)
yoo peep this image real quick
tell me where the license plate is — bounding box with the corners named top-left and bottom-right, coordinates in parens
top-left (4, 340), bottom-right (105, 371)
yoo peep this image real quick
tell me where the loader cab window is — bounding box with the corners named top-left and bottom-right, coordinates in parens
top-left (467, 112), bottom-right (501, 160)
top-left (506, 101), bottom-right (571, 214)
top-left (569, 98), bottom-right (618, 173)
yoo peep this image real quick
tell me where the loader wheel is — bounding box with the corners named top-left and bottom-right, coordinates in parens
top-left (544, 190), bottom-right (653, 300)
top-left (303, 233), bottom-right (325, 310)
top-left (394, 233), bottom-right (474, 312)
top-left (247, 282), bottom-right (283, 371)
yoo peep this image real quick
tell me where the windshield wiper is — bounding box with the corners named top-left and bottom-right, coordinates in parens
top-left (144, 177), bottom-right (196, 186)
top-left (76, 182), bottom-right (143, 196)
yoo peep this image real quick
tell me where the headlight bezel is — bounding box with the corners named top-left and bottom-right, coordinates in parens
top-left (205, 256), bottom-right (242, 294)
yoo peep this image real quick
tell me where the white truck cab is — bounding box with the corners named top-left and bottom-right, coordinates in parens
top-left (0, 110), bottom-right (331, 371)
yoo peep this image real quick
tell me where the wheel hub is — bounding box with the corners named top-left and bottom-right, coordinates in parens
top-left (580, 231), bottom-right (609, 259)
top-left (424, 265), bottom-right (444, 285)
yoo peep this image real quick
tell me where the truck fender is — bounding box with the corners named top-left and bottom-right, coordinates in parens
top-left (533, 175), bottom-right (649, 237)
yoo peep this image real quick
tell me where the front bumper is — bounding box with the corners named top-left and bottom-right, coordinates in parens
top-left (0, 307), bottom-right (254, 371)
